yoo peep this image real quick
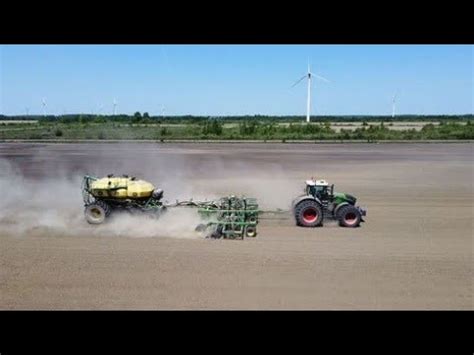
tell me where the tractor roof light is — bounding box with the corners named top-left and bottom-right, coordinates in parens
top-left (306, 179), bottom-right (329, 187)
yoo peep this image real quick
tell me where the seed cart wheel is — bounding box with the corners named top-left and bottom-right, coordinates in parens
top-left (84, 201), bottom-right (110, 224)
top-left (338, 205), bottom-right (361, 228)
top-left (209, 225), bottom-right (224, 239)
top-left (294, 200), bottom-right (323, 227)
top-left (195, 223), bottom-right (207, 232)
top-left (245, 225), bottom-right (257, 238)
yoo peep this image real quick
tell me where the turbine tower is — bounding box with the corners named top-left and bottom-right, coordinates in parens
top-left (392, 92), bottom-right (398, 118)
top-left (42, 98), bottom-right (47, 116)
top-left (292, 62), bottom-right (329, 123)
top-left (113, 98), bottom-right (117, 115)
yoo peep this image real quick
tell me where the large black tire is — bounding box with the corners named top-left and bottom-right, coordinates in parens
top-left (294, 200), bottom-right (323, 227)
top-left (84, 201), bottom-right (110, 224)
top-left (338, 205), bottom-right (361, 228)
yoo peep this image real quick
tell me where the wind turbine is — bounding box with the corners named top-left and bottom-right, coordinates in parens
top-left (392, 92), bottom-right (399, 118)
top-left (42, 98), bottom-right (47, 116)
top-left (25, 107), bottom-right (30, 116)
top-left (292, 62), bottom-right (329, 123)
top-left (161, 105), bottom-right (165, 117)
top-left (113, 98), bottom-right (117, 115)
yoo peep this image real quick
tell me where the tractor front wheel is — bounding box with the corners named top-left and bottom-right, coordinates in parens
top-left (294, 200), bottom-right (323, 227)
top-left (338, 205), bottom-right (361, 228)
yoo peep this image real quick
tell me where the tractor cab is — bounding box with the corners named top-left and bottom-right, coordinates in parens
top-left (305, 179), bottom-right (334, 202)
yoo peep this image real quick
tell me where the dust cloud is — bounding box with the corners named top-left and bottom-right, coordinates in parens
top-left (0, 156), bottom-right (204, 239)
top-left (0, 144), bottom-right (299, 239)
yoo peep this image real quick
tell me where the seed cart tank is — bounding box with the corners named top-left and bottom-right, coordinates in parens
top-left (90, 176), bottom-right (156, 199)
top-left (82, 174), bottom-right (165, 224)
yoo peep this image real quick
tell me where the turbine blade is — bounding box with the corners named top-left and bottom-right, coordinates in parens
top-left (313, 74), bottom-right (330, 83)
top-left (291, 75), bottom-right (307, 88)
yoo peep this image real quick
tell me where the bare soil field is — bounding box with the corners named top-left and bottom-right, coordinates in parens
top-left (0, 142), bottom-right (472, 309)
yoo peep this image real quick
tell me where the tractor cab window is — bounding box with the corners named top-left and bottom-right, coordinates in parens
top-left (315, 186), bottom-right (325, 193)
top-left (314, 185), bottom-right (329, 199)
top-left (308, 184), bottom-right (328, 198)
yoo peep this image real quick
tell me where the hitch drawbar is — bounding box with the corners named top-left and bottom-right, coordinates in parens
top-left (357, 206), bottom-right (367, 217)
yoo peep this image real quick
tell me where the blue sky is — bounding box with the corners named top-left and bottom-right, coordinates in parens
top-left (0, 45), bottom-right (472, 116)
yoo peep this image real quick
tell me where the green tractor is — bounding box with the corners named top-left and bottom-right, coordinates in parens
top-left (292, 179), bottom-right (367, 228)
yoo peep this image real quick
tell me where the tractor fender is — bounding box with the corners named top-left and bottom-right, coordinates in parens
top-left (291, 195), bottom-right (322, 212)
top-left (333, 202), bottom-right (350, 217)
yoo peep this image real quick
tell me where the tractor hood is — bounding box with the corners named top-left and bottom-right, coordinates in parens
top-left (334, 192), bottom-right (357, 205)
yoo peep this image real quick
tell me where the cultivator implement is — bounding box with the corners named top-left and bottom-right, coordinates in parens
top-left (159, 196), bottom-right (260, 239)
top-left (197, 196), bottom-right (259, 239)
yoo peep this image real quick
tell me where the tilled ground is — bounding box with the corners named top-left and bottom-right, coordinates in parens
top-left (0, 143), bottom-right (472, 309)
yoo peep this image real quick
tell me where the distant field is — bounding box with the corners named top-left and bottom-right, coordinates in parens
top-left (275, 121), bottom-right (458, 132)
top-left (0, 120), bottom-right (472, 141)
top-left (115, 121), bottom-right (468, 132)
top-left (0, 120), bottom-right (38, 124)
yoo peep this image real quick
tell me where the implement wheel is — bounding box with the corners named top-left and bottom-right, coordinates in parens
top-left (245, 225), bottom-right (257, 238)
top-left (85, 201), bottom-right (110, 224)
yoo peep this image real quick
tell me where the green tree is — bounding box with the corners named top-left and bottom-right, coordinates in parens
top-left (132, 112), bottom-right (142, 123)
top-left (203, 120), bottom-right (223, 136)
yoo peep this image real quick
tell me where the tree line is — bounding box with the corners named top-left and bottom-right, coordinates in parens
top-left (1, 113), bottom-right (473, 124)
top-left (1, 119), bottom-right (472, 140)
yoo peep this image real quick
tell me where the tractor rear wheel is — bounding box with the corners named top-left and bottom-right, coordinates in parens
top-left (85, 201), bottom-right (110, 224)
top-left (294, 200), bottom-right (323, 227)
top-left (338, 205), bottom-right (361, 228)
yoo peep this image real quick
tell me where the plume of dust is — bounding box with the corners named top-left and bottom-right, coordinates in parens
top-left (189, 158), bottom-right (302, 211)
top-left (0, 143), bottom-right (304, 239)
top-left (92, 208), bottom-right (204, 239)
top-left (0, 157), bottom-right (204, 239)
